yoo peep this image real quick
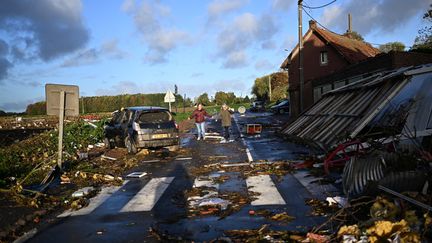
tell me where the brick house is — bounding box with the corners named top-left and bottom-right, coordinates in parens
top-left (312, 51), bottom-right (432, 101)
top-left (280, 20), bottom-right (380, 117)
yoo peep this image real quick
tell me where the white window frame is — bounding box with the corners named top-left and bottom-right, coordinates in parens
top-left (320, 51), bottom-right (328, 65)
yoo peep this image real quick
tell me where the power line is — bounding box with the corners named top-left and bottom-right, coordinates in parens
top-left (302, 0), bottom-right (337, 9)
top-left (300, 6), bottom-right (387, 47)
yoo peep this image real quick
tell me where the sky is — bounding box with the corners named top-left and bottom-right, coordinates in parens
top-left (0, 0), bottom-right (430, 112)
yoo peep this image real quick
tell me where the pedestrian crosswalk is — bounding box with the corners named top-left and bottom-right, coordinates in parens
top-left (120, 177), bottom-right (174, 212)
top-left (58, 174), bottom-right (294, 218)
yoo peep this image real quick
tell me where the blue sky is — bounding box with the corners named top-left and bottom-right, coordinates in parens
top-left (0, 0), bottom-right (430, 112)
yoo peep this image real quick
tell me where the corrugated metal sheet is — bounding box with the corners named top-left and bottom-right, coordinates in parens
top-left (281, 65), bottom-right (432, 149)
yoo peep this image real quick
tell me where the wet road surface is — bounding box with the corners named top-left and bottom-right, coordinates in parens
top-left (28, 112), bottom-right (340, 242)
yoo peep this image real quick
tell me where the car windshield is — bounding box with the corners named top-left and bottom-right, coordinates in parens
top-left (138, 111), bottom-right (172, 123)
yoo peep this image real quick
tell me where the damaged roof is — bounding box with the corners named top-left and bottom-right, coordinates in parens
top-left (280, 22), bottom-right (380, 69)
top-left (315, 28), bottom-right (380, 64)
top-left (280, 65), bottom-right (432, 149)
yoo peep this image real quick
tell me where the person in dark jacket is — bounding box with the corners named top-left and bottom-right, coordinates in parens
top-left (217, 104), bottom-right (234, 143)
top-left (188, 103), bottom-right (211, 140)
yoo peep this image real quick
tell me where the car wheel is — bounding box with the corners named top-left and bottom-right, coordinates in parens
top-left (115, 136), bottom-right (123, 148)
top-left (104, 137), bottom-right (113, 149)
top-left (167, 145), bottom-right (179, 152)
top-left (125, 136), bottom-right (138, 154)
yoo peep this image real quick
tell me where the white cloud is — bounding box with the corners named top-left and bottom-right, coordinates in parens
top-left (320, 0), bottom-right (429, 35)
top-left (215, 12), bottom-right (279, 69)
top-left (254, 59), bottom-right (273, 70)
top-left (223, 51), bottom-right (248, 69)
top-left (61, 39), bottom-right (127, 67)
top-left (208, 0), bottom-right (249, 21)
top-left (122, 0), bottom-right (190, 64)
top-left (272, 0), bottom-right (296, 11)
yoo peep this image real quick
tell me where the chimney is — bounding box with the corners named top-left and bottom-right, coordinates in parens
top-left (309, 20), bottom-right (317, 29)
top-left (347, 13), bottom-right (352, 33)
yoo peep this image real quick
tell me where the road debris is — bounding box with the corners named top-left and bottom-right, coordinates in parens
top-left (101, 155), bottom-right (117, 161)
top-left (126, 172), bottom-right (148, 178)
top-left (326, 196), bottom-right (348, 208)
top-left (72, 187), bottom-right (95, 198)
top-left (224, 227), bottom-right (306, 242)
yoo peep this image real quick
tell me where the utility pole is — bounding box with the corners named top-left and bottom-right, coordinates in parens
top-left (183, 94), bottom-right (186, 113)
top-left (81, 97), bottom-right (85, 114)
top-left (268, 75), bottom-right (272, 102)
top-left (347, 13), bottom-right (352, 33)
top-left (298, 0), bottom-right (304, 113)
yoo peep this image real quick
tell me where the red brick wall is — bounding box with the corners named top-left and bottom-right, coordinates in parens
top-left (288, 31), bottom-right (350, 116)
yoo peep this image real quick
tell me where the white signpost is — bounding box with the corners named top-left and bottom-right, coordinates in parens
top-left (164, 90), bottom-right (176, 112)
top-left (46, 84), bottom-right (79, 170)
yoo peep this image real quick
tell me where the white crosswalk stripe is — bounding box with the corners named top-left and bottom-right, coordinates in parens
top-left (58, 181), bottom-right (128, 218)
top-left (120, 177), bottom-right (174, 212)
top-left (58, 173), bottom-right (290, 218)
top-left (246, 175), bottom-right (286, 206)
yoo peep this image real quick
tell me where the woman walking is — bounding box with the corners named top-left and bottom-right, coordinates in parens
top-left (189, 103), bottom-right (211, 140)
top-left (218, 104), bottom-right (234, 143)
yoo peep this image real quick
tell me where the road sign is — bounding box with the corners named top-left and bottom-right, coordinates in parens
top-left (46, 84), bottom-right (79, 116)
top-left (45, 84), bottom-right (79, 170)
top-left (238, 106), bottom-right (246, 114)
top-left (164, 90), bottom-right (176, 103)
top-left (164, 90), bottom-right (176, 112)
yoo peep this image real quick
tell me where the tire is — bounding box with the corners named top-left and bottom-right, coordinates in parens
top-left (167, 145), bottom-right (179, 152)
top-left (104, 137), bottom-right (113, 149)
top-left (115, 136), bottom-right (123, 148)
top-left (125, 136), bottom-right (138, 154)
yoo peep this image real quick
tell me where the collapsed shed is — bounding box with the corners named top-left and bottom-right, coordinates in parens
top-left (281, 65), bottom-right (432, 150)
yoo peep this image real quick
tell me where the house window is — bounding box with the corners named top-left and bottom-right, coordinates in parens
top-left (320, 51), bottom-right (328, 65)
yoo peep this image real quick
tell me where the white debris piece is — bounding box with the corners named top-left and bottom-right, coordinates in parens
top-left (326, 196), bottom-right (348, 207)
top-left (126, 172), bottom-right (147, 178)
top-left (198, 198), bottom-right (229, 210)
top-left (72, 187), bottom-right (94, 198)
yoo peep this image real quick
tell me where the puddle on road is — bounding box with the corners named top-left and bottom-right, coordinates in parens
top-left (218, 172), bottom-right (247, 194)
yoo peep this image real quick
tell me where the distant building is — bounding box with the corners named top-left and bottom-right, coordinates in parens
top-left (280, 20), bottom-right (380, 117)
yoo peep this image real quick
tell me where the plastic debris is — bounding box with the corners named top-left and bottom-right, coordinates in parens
top-left (198, 198), bottom-right (229, 210)
top-left (326, 196), bottom-right (348, 207)
top-left (72, 187), bottom-right (94, 198)
top-left (126, 172), bottom-right (147, 178)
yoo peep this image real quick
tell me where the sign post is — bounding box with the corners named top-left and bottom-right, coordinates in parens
top-left (164, 90), bottom-right (176, 112)
top-left (57, 91), bottom-right (65, 169)
top-left (46, 84), bottom-right (79, 170)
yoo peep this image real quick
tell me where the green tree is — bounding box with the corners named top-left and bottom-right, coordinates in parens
top-left (214, 91), bottom-right (228, 105)
top-left (243, 95), bottom-right (251, 103)
top-left (412, 4), bottom-right (432, 51)
top-left (197, 93), bottom-right (210, 105)
top-left (343, 31), bottom-right (364, 41)
top-left (251, 72), bottom-right (288, 102)
top-left (379, 42), bottom-right (405, 52)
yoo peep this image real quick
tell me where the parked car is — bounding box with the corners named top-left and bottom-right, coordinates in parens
top-left (270, 99), bottom-right (290, 114)
top-left (103, 106), bottom-right (179, 154)
top-left (249, 100), bottom-right (266, 112)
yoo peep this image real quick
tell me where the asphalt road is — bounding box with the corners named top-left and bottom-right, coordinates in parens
top-left (28, 112), bottom-right (340, 242)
